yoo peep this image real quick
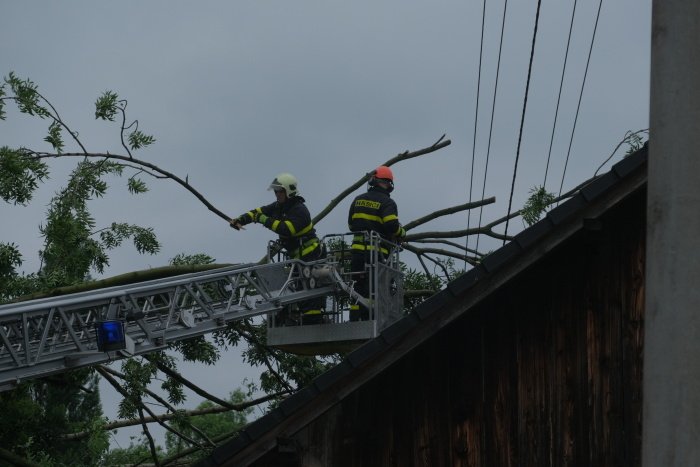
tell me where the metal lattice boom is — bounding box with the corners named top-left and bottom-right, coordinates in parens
top-left (0, 259), bottom-right (340, 391)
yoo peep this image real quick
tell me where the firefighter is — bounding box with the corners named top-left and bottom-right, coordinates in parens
top-left (230, 173), bottom-right (325, 325)
top-left (347, 165), bottom-right (406, 321)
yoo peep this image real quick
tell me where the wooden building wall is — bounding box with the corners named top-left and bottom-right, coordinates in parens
top-left (254, 189), bottom-right (646, 467)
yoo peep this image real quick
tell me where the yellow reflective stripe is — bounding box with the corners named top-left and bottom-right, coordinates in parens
top-left (289, 239), bottom-right (319, 258)
top-left (271, 220), bottom-right (281, 231)
top-left (255, 207), bottom-right (262, 214)
top-left (352, 212), bottom-right (383, 223)
top-left (303, 309), bottom-right (322, 315)
top-left (284, 220), bottom-right (296, 235)
top-left (351, 243), bottom-right (389, 254)
top-left (394, 226), bottom-right (405, 237)
top-left (382, 214), bottom-right (398, 223)
top-left (300, 241), bottom-right (319, 257)
top-left (350, 304), bottom-right (360, 310)
top-left (295, 223), bottom-right (313, 237)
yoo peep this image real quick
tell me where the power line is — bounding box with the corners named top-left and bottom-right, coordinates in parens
top-left (465, 0), bottom-right (488, 267)
top-left (503, 0), bottom-right (544, 244)
top-left (558, 0), bottom-right (604, 199)
top-left (543, 0), bottom-right (579, 188)
top-left (475, 0), bottom-right (509, 254)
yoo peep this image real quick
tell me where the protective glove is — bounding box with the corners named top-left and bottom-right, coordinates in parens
top-left (229, 218), bottom-right (243, 230)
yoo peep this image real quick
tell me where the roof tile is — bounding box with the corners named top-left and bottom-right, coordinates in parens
top-left (613, 144), bottom-right (647, 178)
top-left (480, 241), bottom-right (522, 273)
top-left (278, 386), bottom-right (319, 417)
top-left (514, 217), bottom-right (554, 250)
top-left (447, 266), bottom-right (486, 296)
top-left (381, 312), bottom-right (420, 344)
top-left (414, 289), bottom-right (452, 320)
top-left (313, 360), bottom-right (353, 392)
top-left (547, 193), bottom-right (587, 225)
top-left (580, 171), bottom-right (619, 202)
top-left (210, 431), bottom-right (252, 464)
top-left (244, 409), bottom-right (285, 441)
top-left (348, 337), bottom-right (389, 368)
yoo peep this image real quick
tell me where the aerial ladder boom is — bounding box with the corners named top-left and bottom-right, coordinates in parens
top-left (0, 233), bottom-right (403, 392)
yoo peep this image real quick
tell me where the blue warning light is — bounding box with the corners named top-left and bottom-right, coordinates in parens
top-left (95, 320), bottom-right (126, 351)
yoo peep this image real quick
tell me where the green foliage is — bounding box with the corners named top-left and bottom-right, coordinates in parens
top-left (0, 241), bottom-right (22, 275)
top-left (44, 121), bottom-right (64, 153)
top-left (170, 252), bottom-right (216, 266)
top-left (170, 337), bottom-right (221, 366)
top-left (233, 322), bottom-right (340, 397)
top-left (127, 176), bottom-right (148, 194)
top-left (0, 82), bottom-right (6, 120)
top-left (128, 129), bottom-right (156, 150)
top-left (624, 129), bottom-right (646, 156)
top-left (99, 222), bottom-right (159, 254)
top-left (0, 146), bottom-right (49, 205)
top-left (94, 90), bottom-right (119, 121)
top-left (117, 358), bottom-right (160, 419)
top-left (0, 369), bottom-right (108, 466)
top-left (102, 439), bottom-right (163, 466)
top-left (521, 185), bottom-right (556, 226)
top-left (5, 72), bottom-right (50, 118)
top-left (38, 162), bottom-right (160, 283)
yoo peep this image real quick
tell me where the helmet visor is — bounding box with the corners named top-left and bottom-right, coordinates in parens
top-left (268, 178), bottom-right (285, 192)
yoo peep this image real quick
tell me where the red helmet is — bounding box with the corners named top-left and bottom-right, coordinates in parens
top-left (373, 166), bottom-right (394, 181)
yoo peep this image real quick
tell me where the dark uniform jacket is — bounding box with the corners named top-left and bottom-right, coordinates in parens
top-left (348, 186), bottom-right (406, 253)
top-left (237, 196), bottom-right (319, 259)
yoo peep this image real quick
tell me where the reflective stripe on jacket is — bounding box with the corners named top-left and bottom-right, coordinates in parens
top-left (237, 196), bottom-right (319, 258)
top-left (348, 186), bottom-right (405, 251)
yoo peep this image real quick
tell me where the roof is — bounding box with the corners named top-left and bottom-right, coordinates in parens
top-left (197, 144), bottom-right (648, 466)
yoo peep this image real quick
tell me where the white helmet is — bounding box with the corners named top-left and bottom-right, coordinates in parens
top-left (268, 173), bottom-right (299, 196)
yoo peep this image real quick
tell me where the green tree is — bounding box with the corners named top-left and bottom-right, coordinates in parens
top-left (102, 439), bottom-right (162, 467)
top-left (163, 388), bottom-right (253, 462)
top-left (0, 73), bottom-right (161, 465)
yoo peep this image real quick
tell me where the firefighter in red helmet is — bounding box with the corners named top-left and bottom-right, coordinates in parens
top-left (347, 166), bottom-right (406, 321)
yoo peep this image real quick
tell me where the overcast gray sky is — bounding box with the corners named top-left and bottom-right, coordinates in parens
top-left (1, 0), bottom-right (651, 449)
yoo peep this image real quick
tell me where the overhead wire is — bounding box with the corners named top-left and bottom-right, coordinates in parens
top-left (543, 0), bottom-right (579, 188)
top-left (475, 0), bottom-right (509, 254)
top-left (503, 0), bottom-right (544, 244)
top-left (464, 0), bottom-right (488, 268)
top-left (558, 0), bottom-right (604, 199)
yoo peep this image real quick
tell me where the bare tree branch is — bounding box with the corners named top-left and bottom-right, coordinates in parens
top-left (97, 366), bottom-right (204, 453)
top-left (142, 355), bottom-right (238, 409)
top-left (99, 366), bottom-right (215, 447)
top-left (410, 238), bottom-right (482, 256)
top-left (405, 226), bottom-right (509, 243)
top-left (238, 321), bottom-right (295, 393)
top-left (61, 388), bottom-right (285, 440)
top-left (138, 406), bottom-right (162, 467)
top-left (24, 150), bottom-right (233, 222)
top-left (402, 244), bottom-right (479, 265)
top-left (403, 197), bottom-right (496, 231)
top-left (312, 137), bottom-right (452, 225)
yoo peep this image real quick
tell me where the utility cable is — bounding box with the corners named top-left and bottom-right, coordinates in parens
top-left (475, 0), bottom-right (509, 254)
top-left (503, 0), bottom-right (543, 244)
top-left (465, 0), bottom-right (488, 267)
top-left (543, 0), bottom-right (579, 188)
top-left (558, 0), bottom-right (604, 199)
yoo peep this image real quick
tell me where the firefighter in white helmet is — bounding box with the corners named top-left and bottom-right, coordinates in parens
top-left (230, 173), bottom-right (324, 324)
